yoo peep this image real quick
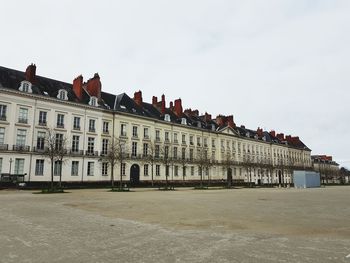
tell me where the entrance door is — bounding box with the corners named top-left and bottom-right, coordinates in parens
top-left (130, 164), bottom-right (140, 186)
top-left (278, 170), bottom-right (282, 184)
top-left (227, 168), bottom-right (232, 187)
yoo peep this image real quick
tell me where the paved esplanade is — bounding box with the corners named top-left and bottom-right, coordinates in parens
top-left (0, 187), bottom-right (349, 263)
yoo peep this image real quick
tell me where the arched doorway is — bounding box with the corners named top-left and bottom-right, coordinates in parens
top-left (130, 164), bottom-right (140, 186)
top-left (227, 168), bottom-right (232, 187)
top-left (278, 170), bottom-right (282, 184)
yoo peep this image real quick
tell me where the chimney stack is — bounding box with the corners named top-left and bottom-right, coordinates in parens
top-left (174, 99), bottom-right (183, 117)
top-left (216, 115), bottom-right (226, 127)
top-left (227, 115), bottom-right (235, 128)
top-left (25, 63), bottom-right (36, 84)
top-left (152, 96), bottom-right (158, 105)
top-left (204, 112), bottom-right (211, 122)
top-left (270, 130), bottom-right (276, 137)
top-left (276, 133), bottom-right (285, 141)
top-left (133, 90), bottom-right (143, 106)
top-left (86, 73), bottom-right (102, 99)
top-left (73, 75), bottom-right (83, 100)
top-left (161, 94), bottom-right (166, 114)
top-left (257, 127), bottom-right (263, 137)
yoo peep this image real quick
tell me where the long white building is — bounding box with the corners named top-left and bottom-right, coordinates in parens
top-left (0, 64), bottom-right (313, 186)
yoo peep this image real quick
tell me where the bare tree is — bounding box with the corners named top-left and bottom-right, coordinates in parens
top-left (196, 147), bottom-right (210, 188)
top-left (159, 143), bottom-right (172, 189)
top-left (242, 152), bottom-right (256, 187)
top-left (42, 128), bottom-right (68, 190)
top-left (221, 151), bottom-right (235, 188)
top-left (142, 141), bottom-right (157, 187)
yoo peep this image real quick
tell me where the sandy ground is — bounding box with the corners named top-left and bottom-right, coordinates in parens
top-left (0, 186), bottom-right (349, 263)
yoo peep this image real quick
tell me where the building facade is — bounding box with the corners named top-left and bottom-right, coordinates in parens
top-left (312, 155), bottom-right (340, 184)
top-left (0, 64), bottom-right (313, 185)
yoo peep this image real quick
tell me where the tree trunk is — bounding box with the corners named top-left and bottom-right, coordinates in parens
top-left (119, 161), bottom-right (123, 190)
top-left (111, 163), bottom-right (114, 189)
top-left (151, 163), bottom-right (154, 187)
top-left (50, 159), bottom-right (54, 190)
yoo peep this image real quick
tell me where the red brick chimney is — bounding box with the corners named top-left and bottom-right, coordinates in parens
top-left (169, 101), bottom-right (173, 110)
top-left (161, 94), bottom-right (166, 114)
top-left (257, 127), bottom-right (263, 137)
top-left (173, 99), bottom-right (183, 117)
top-left (276, 133), bottom-right (285, 141)
top-left (85, 73), bottom-right (101, 99)
top-left (216, 115), bottom-right (226, 127)
top-left (152, 96), bottom-right (158, 106)
top-left (227, 115), bottom-right (236, 128)
top-left (204, 112), bottom-right (211, 122)
top-left (270, 130), bottom-right (276, 137)
top-left (73, 75), bottom-right (83, 100)
top-left (133, 90), bottom-right (143, 106)
top-left (25, 64), bottom-right (36, 84)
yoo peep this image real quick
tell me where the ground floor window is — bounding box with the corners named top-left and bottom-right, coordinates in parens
top-left (174, 165), bottom-right (178, 176)
top-left (121, 163), bottom-right (126, 176)
top-left (102, 162), bottom-right (108, 176)
top-left (165, 165), bottom-right (169, 177)
top-left (156, 165), bottom-right (160, 176)
top-left (144, 164), bottom-right (149, 176)
top-left (183, 166), bottom-right (186, 177)
top-left (87, 162), bottom-right (94, 176)
top-left (71, 161), bottom-right (79, 176)
top-left (191, 166), bottom-right (194, 176)
top-left (35, 159), bottom-right (44, 176)
top-left (54, 161), bottom-right (62, 176)
top-left (14, 158), bottom-right (24, 174)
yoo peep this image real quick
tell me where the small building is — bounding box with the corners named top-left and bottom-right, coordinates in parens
top-left (293, 171), bottom-right (320, 188)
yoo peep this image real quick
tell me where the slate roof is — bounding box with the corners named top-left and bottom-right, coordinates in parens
top-left (0, 65), bottom-right (310, 151)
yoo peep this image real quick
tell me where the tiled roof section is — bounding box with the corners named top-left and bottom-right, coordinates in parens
top-left (0, 64), bottom-right (311, 151)
top-left (312, 155), bottom-right (339, 166)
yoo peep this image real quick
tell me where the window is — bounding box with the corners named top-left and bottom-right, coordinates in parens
top-left (173, 147), bottom-right (177, 159)
top-left (165, 165), bottom-right (169, 176)
top-left (174, 166), bottom-right (178, 176)
top-left (190, 135), bottom-right (194, 145)
top-left (121, 163), bottom-right (126, 176)
top-left (89, 96), bottom-right (97, 106)
top-left (39, 111), bottom-right (47, 126)
top-left (155, 145), bottom-right (160, 158)
top-left (174, 133), bottom-right (178, 143)
top-left (102, 163), bottom-right (108, 176)
top-left (182, 134), bottom-right (186, 144)
top-left (0, 127), bottom-right (5, 145)
top-left (18, 108), bottom-right (28, 124)
top-left (181, 118), bottom-right (187, 125)
top-left (89, 119), bottom-right (96, 132)
top-left (0, 105), bottom-right (7, 121)
top-left (156, 130), bottom-right (160, 141)
top-left (72, 135), bottom-right (80, 152)
top-left (19, 81), bottom-right (32, 93)
top-left (191, 166), bottom-right (194, 176)
top-left (0, 158), bottom-right (2, 174)
top-left (35, 160), bottom-right (44, 176)
top-left (87, 137), bottom-right (95, 154)
top-left (144, 164), bottom-right (149, 176)
top-left (73, 117), bottom-right (81, 130)
top-left (183, 166), bottom-right (186, 177)
top-left (58, 89), bottom-right (68, 100)
top-left (190, 149), bottom-right (194, 161)
top-left (164, 146), bottom-right (169, 158)
top-left (165, 132), bottom-right (169, 142)
top-left (198, 166), bottom-right (202, 176)
top-left (102, 139), bottom-right (109, 155)
top-left (156, 165), bottom-right (160, 176)
top-left (164, 114), bottom-right (170, 122)
top-left (103, 122), bottom-right (109, 133)
top-left (54, 160), bottom-right (62, 176)
top-left (182, 148), bottom-right (186, 159)
top-left (143, 143), bottom-right (148, 156)
top-left (204, 138), bottom-right (208, 147)
top-left (16, 129), bottom-right (26, 146)
top-left (57, 114), bottom-right (64, 128)
top-left (132, 142), bottom-right (137, 157)
top-left (120, 124), bottom-right (127, 136)
top-left (14, 159), bottom-right (24, 174)
top-left (71, 161), bottom-right (79, 176)
top-left (212, 139), bottom-right (215, 148)
top-left (197, 137), bottom-right (201, 146)
top-left (36, 131), bottom-right (45, 150)
top-left (55, 133), bottom-right (63, 150)
top-left (143, 128), bottom-right (149, 139)
top-left (87, 162), bottom-right (94, 176)
top-left (132, 126), bottom-right (138, 137)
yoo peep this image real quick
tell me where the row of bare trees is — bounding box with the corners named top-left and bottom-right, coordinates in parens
top-left (40, 128), bottom-right (312, 190)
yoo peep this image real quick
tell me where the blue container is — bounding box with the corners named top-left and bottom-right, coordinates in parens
top-left (293, 171), bottom-right (320, 188)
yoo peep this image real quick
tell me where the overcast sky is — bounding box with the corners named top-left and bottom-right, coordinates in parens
top-left (1, 1), bottom-right (349, 168)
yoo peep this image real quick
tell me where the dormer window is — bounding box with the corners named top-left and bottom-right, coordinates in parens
top-left (246, 132), bottom-right (250, 137)
top-left (181, 118), bottom-right (187, 125)
top-left (57, 89), bottom-right (68, 100)
top-left (89, 96), bottom-right (98, 106)
top-left (19, 81), bottom-right (32, 93)
top-left (164, 114), bottom-right (171, 122)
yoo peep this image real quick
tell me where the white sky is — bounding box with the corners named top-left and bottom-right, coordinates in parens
top-left (1, 0), bottom-right (349, 168)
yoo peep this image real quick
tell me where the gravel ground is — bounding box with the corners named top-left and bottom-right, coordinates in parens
top-left (0, 186), bottom-right (349, 263)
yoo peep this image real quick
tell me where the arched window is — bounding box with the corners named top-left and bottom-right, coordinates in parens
top-left (57, 89), bottom-right (68, 100)
top-left (19, 81), bottom-right (32, 93)
top-left (89, 96), bottom-right (98, 106)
